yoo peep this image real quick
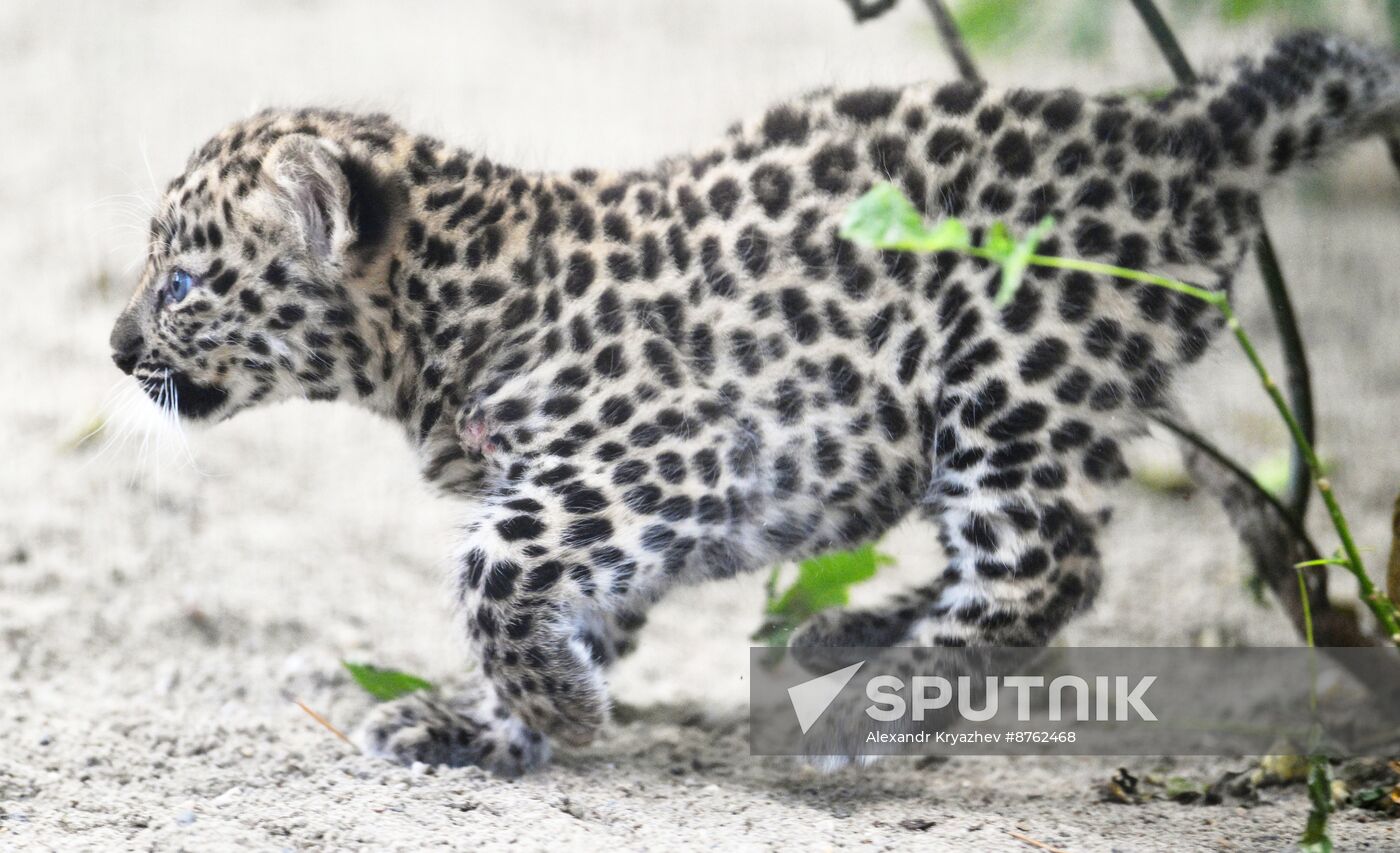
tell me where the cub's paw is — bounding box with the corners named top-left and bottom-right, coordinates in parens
top-left (353, 689), bottom-right (549, 777)
top-left (487, 633), bottom-right (610, 748)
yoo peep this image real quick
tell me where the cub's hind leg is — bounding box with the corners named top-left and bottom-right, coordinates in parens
top-left (792, 401), bottom-right (1118, 651)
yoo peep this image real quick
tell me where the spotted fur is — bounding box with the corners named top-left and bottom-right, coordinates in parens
top-left (111, 33), bottom-right (1400, 773)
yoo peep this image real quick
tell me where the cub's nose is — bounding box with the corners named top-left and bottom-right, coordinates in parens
top-left (110, 313), bottom-right (144, 375)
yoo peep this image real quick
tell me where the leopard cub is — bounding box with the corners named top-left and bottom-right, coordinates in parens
top-left (110, 33), bottom-right (1400, 774)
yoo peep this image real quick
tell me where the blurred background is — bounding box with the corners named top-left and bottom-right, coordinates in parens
top-left (3, 1), bottom-right (1399, 849)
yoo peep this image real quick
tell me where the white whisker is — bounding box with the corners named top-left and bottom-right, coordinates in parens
top-left (165, 375), bottom-right (208, 477)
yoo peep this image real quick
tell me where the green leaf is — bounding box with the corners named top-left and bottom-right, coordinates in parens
top-left (1349, 785), bottom-right (1391, 808)
top-left (1220, 0), bottom-right (1270, 21)
top-left (840, 183), bottom-right (970, 253)
top-left (952, 0), bottom-right (1031, 51)
top-left (771, 546), bottom-right (893, 617)
top-left (753, 545), bottom-right (895, 646)
top-left (918, 218), bottom-right (973, 253)
top-left (993, 216), bottom-right (1056, 307)
top-left (342, 661), bottom-right (435, 701)
top-left (1251, 450), bottom-right (1291, 497)
top-left (983, 222), bottom-right (1015, 260)
top-left (840, 182), bottom-right (923, 248)
top-left (1163, 775), bottom-right (1207, 800)
top-left (1219, 0), bottom-right (1328, 26)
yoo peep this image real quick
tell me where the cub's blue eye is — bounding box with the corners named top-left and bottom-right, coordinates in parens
top-left (166, 269), bottom-right (196, 304)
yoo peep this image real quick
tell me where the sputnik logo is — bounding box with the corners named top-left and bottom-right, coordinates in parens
top-left (787, 660), bottom-right (865, 734)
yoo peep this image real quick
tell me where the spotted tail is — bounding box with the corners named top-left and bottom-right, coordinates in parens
top-left (1171, 31), bottom-right (1400, 184)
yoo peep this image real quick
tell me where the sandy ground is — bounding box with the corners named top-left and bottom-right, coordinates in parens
top-left (3, 1), bottom-right (1400, 850)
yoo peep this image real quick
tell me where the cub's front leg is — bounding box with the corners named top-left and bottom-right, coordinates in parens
top-left (453, 437), bottom-right (672, 743)
top-left (367, 382), bottom-right (763, 771)
top-left (358, 407), bottom-right (651, 772)
top-left (354, 466), bottom-right (648, 773)
top-left (453, 465), bottom-right (631, 746)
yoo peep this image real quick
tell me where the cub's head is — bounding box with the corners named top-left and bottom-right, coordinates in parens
top-left (110, 110), bottom-right (404, 421)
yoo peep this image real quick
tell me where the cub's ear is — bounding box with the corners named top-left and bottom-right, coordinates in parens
top-left (262, 133), bottom-right (356, 261)
top-left (262, 133), bottom-right (396, 264)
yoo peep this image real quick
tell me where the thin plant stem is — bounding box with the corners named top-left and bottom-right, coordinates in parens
top-left (1216, 300), bottom-right (1399, 641)
top-left (1254, 231), bottom-right (1316, 517)
top-left (1153, 416), bottom-right (1321, 558)
top-left (1127, 0), bottom-right (1197, 84)
top-left (920, 0), bottom-right (984, 84)
top-left (1127, 0), bottom-right (1316, 522)
top-left (1298, 567), bottom-right (1318, 649)
top-left (1296, 566), bottom-right (1320, 722)
top-left (962, 246), bottom-right (1222, 303)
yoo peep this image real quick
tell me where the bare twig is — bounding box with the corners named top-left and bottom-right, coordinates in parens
top-left (1126, 0), bottom-right (1197, 84)
top-left (1155, 416), bottom-right (1320, 556)
top-left (295, 699), bottom-right (355, 747)
top-left (920, 0), bottom-right (983, 84)
top-left (1007, 830), bottom-right (1071, 853)
top-left (1254, 231), bottom-right (1316, 518)
top-left (1180, 429), bottom-right (1369, 649)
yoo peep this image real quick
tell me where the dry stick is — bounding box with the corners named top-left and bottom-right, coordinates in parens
top-left (920, 0), bottom-right (983, 84)
top-left (295, 699), bottom-right (355, 748)
top-left (1175, 425), bottom-right (1383, 653)
top-left (1006, 830), bottom-right (1071, 853)
top-left (1125, 0), bottom-right (1195, 83)
top-left (1155, 416), bottom-right (1321, 556)
top-left (1127, 0), bottom-right (1316, 521)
